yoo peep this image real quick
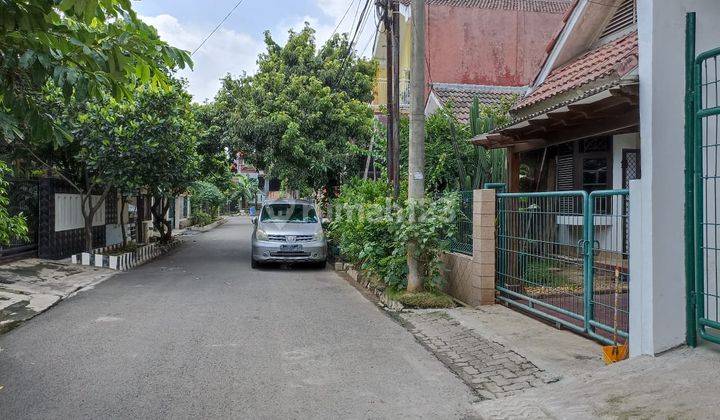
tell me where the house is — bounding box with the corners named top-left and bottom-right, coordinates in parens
top-left (371, 0), bottom-right (573, 118)
top-left (460, 0), bottom-right (720, 356)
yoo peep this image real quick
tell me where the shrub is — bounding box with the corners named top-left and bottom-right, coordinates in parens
top-left (189, 181), bottom-right (224, 217)
top-left (191, 210), bottom-right (214, 227)
top-left (329, 178), bottom-right (459, 290)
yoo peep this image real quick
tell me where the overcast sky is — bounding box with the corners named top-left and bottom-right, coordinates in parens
top-left (134, 0), bottom-right (378, 102)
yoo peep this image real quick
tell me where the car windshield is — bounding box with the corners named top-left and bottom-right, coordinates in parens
top-left (260, 204), bottom-right (318, 223)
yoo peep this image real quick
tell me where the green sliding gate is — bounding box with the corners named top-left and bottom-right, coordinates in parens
top-left (687, 12), bottom-right (720, 346)
top-left (494, 189), bottom-right (629, 345)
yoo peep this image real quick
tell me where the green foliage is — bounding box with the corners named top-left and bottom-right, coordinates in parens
top-left (190, 210), bottom-right (215, 227)
top-left (385, 288), bottom-right (456, 308)
top-left (192, 102), bottom-right (234, 189)
top-left (221, 25), bottom-right (376, 192)
top-left (525, 260), bottom-right (571, 287)
top-left (0, 162), bottom-right (28, 245)
top-left (1, 0), bottom-right (192, 145)
top-left (330, 178), bottom-right (459, 290)
top-left (190, 181), bottom-right (224, 218)
top-left (229, 174), bottom-right (259, 207)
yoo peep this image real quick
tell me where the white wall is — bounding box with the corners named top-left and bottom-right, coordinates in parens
top-left (54, 194), bottom-right (105, 232)
top-left (636, 0), bottom-right (720, 355)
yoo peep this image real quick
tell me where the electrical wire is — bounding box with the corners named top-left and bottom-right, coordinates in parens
top-left (191, 0), bottom-right (246, 56)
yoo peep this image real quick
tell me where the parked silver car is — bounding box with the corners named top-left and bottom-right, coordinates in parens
top-left (251, 199), bottom-right (327, 268)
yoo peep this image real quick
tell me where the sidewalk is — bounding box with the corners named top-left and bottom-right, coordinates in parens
top-left (398, 305), bottom-right (720, 419)
top-left (0, 259), bottom-right (115, 333)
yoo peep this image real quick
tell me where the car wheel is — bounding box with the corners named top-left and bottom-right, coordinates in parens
top-left (312, 260), bottom-right (326, 269)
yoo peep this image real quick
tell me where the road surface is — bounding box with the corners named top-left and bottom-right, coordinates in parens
top-left (0, 217), bottom-right (473, 418)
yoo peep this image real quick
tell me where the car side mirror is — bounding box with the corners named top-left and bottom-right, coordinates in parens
top-left (251, 217), bottom-right (257, 225)
top-left (321, 218), bottom-right (330, 228)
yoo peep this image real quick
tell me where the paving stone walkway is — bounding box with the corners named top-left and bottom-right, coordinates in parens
top-left (401, 311), bottom-right (558, 400)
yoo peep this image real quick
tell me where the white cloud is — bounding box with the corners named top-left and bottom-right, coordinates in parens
top-left (141, 14), bottom-right (264, 102)
top-left (276, 0), bottom-right (378, 57)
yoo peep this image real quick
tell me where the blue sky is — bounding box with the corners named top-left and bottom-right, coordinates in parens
top-left (133, 0), bottom-right (377, 102)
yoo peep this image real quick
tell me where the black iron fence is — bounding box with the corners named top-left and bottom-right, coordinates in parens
top-left (2, 179), bottom-right (39, 256)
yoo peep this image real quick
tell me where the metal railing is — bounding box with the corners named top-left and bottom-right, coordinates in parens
top-left (449, 191), bottom-right (473, 255)
top-left (495, 189), bottom-right (629, 345)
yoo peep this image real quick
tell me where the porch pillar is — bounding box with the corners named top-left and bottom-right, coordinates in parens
top-left (471, 189), bottom-right (496, 305)
top-left (507, 147), bottom-right (521, 193)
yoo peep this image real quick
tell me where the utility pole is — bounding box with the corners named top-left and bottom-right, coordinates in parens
top-left (391, 0), bottom-right (400, 199)
top-left (381, 0), bottom-right (395, 191)
top-left (407, 0), bottom-right (425, 292)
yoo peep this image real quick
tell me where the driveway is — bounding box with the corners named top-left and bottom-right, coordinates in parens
top-left (0, 217), bottom-right (474, 419)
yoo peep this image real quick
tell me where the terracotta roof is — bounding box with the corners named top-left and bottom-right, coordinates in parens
top-left (431, 83), bottom-right (526, 123)
top-left (398, 0), bottom-right (572, 13)
top-left (514, 31), bottom-right (638, 110)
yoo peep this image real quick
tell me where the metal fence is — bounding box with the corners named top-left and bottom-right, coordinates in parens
top-left (495, 189), bottom-right (629, 345)
top-left (1, 179), bottom-right (39, 257)
top-left (449, 191), bottom-right (473, 255)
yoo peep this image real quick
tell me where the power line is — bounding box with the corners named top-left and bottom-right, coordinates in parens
top-left (361, 12), bottom-right (380, 57)
top-left (328, 0), bottom-right (360, 41)
top-left (191, 0), bottom-right (246, 56)
top-left (334, 0), bottom-right (373, 85)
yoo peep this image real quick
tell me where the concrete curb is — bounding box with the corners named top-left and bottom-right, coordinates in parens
top-left (187, 217), bottom-right (228, 233)
top-left (334, 262), bottom-right (405, 311)
top-left (70, 240), bottom-right (183, 271)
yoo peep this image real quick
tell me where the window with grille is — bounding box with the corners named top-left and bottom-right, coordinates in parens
top-left (599, 0), bottom-right (636, 40)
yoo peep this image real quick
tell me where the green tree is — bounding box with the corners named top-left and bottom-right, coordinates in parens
top-left (0, 0), bottom-right (192, 145)
top-left (1, 0), bottom-right (193, 249)
top-left (224, 24), bottom-right (376, 193)
top-left (120, 83), bottom-right (200, 243)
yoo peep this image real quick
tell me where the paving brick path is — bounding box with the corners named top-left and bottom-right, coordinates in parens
top-left (401, 311), bottom-right (558, 400)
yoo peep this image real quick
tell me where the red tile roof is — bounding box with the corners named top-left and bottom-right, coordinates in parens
top-left (431, 83), bottom-right (526, 123)
top-left (399, 0), bottom-right (572, 13)
top-left (514, 31), bottom-right (638, 110)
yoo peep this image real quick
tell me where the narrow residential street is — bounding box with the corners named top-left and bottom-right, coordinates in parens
top-left (0, 217), bottom-right (474, 419)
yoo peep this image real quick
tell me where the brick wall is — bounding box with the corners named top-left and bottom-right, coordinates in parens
top-left (443, 189), bottom-right (496, 306)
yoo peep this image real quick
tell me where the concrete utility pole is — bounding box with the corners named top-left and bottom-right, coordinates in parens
top-left (407, 0), bottom-right (425, 292)
top-left (382, 0), bottom-right (395, 191)
top-left (391, 0), bottom-right (400, 199)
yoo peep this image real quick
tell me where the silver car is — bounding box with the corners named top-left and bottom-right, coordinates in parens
top-left (251, 199), bottom-right (327, 268)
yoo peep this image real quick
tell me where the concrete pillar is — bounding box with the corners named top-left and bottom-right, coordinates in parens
top-left (472, 189), bottom-right (496, 305)
top-left (636, 0), bottom-right (720, 354)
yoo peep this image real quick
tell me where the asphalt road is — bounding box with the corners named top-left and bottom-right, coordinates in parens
top-left (0, 217), bottom-right (474, 419)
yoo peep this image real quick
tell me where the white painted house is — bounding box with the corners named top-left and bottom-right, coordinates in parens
top-left (469, 0), bottom-right (720, 356)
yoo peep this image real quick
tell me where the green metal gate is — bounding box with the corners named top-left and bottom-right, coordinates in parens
top-left (494, 189), bottom-right (629, 345)
top-left (687, 12), bottom-right (720, 345)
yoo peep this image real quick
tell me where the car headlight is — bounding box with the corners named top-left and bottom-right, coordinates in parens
top-left (256, 228), bottom-right (268, 241)
top-left (313, 230), bottom-right (325, 241)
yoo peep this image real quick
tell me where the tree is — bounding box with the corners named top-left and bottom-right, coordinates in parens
top-left (0, 0), bottom-right (192, 146)
top-left (224, 25), bottom-right (376, 193)
top-left (192, 102), bottom-right (233, 190)
top-left (1, 0), bottom-right (193, 249)
top-left (121, 83), bottom-right (199, 243)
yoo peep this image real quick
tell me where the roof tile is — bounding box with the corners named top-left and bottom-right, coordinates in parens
top-left (514, 31), bottom-right (638, 110)
top-left (431, 83), bottom-right (526, 123)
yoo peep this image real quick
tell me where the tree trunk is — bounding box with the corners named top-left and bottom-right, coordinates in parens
top-left (119, 195), bottom-right (128, 247)
top-left (150, 196), bottom-right (174, 243)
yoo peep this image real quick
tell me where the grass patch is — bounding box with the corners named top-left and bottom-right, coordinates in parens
top-left (524, 260), bottom-right (573, 287)
top-left (106, 243), bottom-right (140, 256)
top-left (386, 287), bottom-right (456, 308)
